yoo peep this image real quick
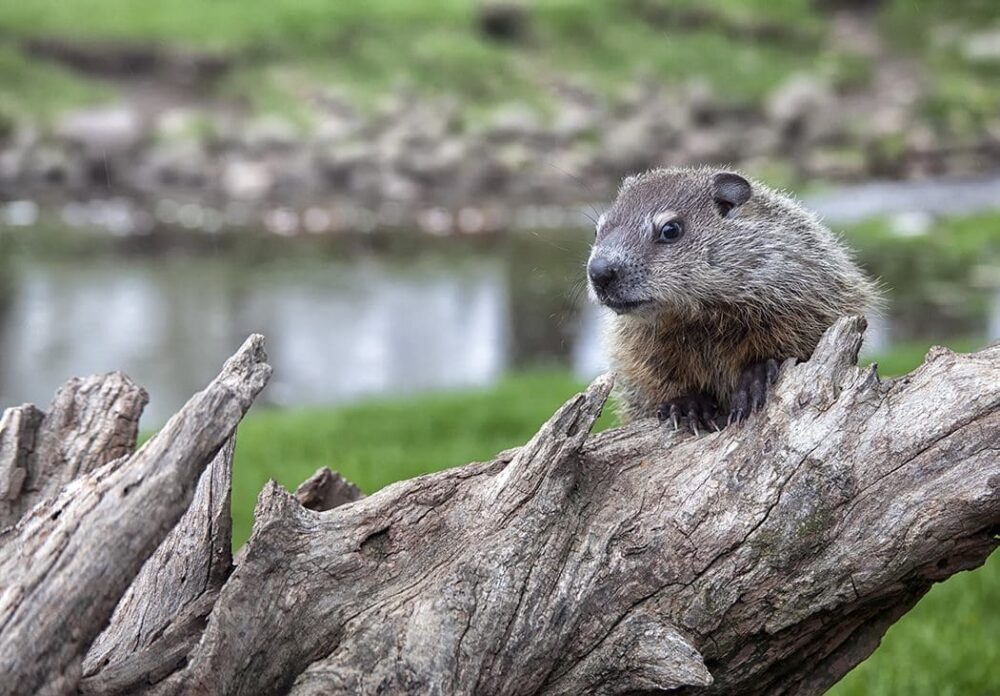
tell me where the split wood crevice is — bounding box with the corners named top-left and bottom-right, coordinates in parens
top-left (0, 317), bottom-right (996, 696)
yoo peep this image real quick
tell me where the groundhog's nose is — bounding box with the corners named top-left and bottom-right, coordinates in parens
top-left (588, 256), bottom-right (618, 292)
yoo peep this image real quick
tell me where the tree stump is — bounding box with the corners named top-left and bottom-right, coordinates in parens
top-left (0, 317), bottom-right (996, 695)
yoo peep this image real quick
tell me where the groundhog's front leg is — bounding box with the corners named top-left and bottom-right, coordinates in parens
top-left (729, 359), bottom-right (781, 425)
top-left (656, 393), bottom-right (720, 436)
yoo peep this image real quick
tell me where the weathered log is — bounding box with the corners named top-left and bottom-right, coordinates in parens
top-left (0, 317), bottom-right (997, 695)
top-left (0, 373), bottom-right (148, 531)
top-left (0, 336), bottom-right (270, 696)
top-left (295, 467), bottom-right (365, 512)
top-left (79, 438), bottom-right (237, 695)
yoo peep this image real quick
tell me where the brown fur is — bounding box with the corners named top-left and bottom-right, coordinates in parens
top-left (588, 167), bottom-right (881, 422)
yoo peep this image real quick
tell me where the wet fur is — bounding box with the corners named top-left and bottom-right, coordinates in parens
top-left (590, 167), bottom-right (881, 422)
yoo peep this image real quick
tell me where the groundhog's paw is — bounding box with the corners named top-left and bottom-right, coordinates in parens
top-left (729, 359), bottom-right (780, 425)
top-left (656, 394), bottom-right (720, 436)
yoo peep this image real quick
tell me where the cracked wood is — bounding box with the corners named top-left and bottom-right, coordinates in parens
top-left (0, 317), bottom-right (996, 696)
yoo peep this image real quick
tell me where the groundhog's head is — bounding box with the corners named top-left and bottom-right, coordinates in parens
top-left (587, 167), bottom-right (788, 318)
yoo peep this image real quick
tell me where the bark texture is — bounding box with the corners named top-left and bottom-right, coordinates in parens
top-left (0, 373), bottom-right (148, 530)
top-left (0, 336), bottom-right (270, 696)
top-left (0, 317), bottom-right (997, 696)
top-left (295, 467), bottom-right (365, 512)
top-left (80, 438), bottom-right (237, 695)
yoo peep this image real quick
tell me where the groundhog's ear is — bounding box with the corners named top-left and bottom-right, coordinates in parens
top-left (712, 172), bottom-right (752, 217)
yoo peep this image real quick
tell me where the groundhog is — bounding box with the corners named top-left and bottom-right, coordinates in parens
top-left (587, 167), bottom-right (880, 432)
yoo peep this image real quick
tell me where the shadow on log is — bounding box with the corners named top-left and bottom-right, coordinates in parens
top-left (0, 317), bottom-right (997, 695)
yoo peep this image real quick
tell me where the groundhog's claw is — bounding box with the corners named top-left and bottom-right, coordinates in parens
top-left (729, 359), bottom-right (780, 424)
top-left (656, 394), bottom-right (720, 436)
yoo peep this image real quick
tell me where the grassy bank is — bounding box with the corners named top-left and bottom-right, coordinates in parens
top-left (0, 1), bottom-right (839, 106)
top-left (2, 1), bottom-right (998, 128)
top-left (229, 337), bottom-right (997, 696)
top-left (842, 211), bottom-right (1000, 343)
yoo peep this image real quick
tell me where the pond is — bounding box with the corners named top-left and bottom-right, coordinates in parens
top-left (1, 208), bottom-right (997, 426)
top-left (0, 233), bottom-right (603, 424)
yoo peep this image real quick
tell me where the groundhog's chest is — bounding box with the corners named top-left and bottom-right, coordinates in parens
top-left (608, 321), bottom-right (755, 403)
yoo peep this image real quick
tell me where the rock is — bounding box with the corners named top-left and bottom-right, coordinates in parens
top-left (417, 207), bottom-right (454, 236)
top-left (139, 141), bottom-right (210, 189)
top-left (552, 100), bottom-right (598, 139)
top-left (675, 128), bottom-right (739, 165)
top-left (905, 124), bottom-right (938, 154)
top-left (154, 108), bottom-right (211, 142)
top-left (683, 80), bottom-right (722, 127)
top-left (397, 138), bottom-right (467, 185)
top-left (985, 117), bottom-right (1000, 145)
top-left (57, 105), bottom-right (143, 153)
top-left (452, 146), bottom-right (509, 197)
top-left (314, 112), bottom-right (360, 143)
top-left (315, 140), bottom-right (374, 189)
top-left (488, 103), bottom-right (542, 138)
top-left (346, 163), bottom-right (382, 203)
top-left (429, 138), bottom-right (468, 172)
top-left (0, 148), bottom-right (22, 185)
top-left (312, 92), bottom-right (362, 143)
top-left (802, 147), bottom-right (866, 179)
top-left (1, 199), bottom-right (39, 227)
top-left (222, 159), bottom-right (273, 200)
top-left (766, 74), bottom-right (835, 141)
top-left (375, 126), bottom-right (411, 165)
top-left (961, 27), bottom-right (1000, 64)
top-left (868, 105), bottom-right (912, 140)
top-left (264, 207), bottom-right (300, 236)
top-left (302, 207), bottom-right (332, 234)
top-left (398, 101), bottom-right (455, 143)
top-left (601, 115), bottom-right (658, 170)
top-left (495, 142), bottom-right (533, 171)
top-left (23, 145), bottom-right (83, 187)
top-left (0, 129), bottom-right (37, 185)
top-left (476, 1), bottom-right (528, 42)
top-left (456, 206), bottom-right (488, 234)
top-left (380, 168), bottom-right (420, 203)
top-left (739, 124), bottom-right (782, 158)
top-left (242, 116), bottom-right (299, 152)
top-left (271, 153), bottom-right (320, 202)
top-left (533, 147), bottom-right (597, 204)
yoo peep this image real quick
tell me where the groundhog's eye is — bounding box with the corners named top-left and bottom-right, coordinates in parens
top-left (656, 219), bottom-right (684, 244)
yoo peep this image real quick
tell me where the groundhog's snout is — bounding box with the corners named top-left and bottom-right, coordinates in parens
top-left (588, 256), bottom-right (618, 294)
top-left (588, 254), bottom-right (645, 314)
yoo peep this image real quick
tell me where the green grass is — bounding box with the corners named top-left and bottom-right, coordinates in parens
top-left (3, 0), bottom-right (1000, 127)
top-left (0, 0), bottom-right (818, 54)
top-left (882, 0), bottom-right (1000, 138)
top-left (228, 338), bottom-right (998, 694)
top-left (840, 211), bottom-right (1000, 343)
top-left (231, 370), bottom-right (617, 545)
top-left (832, 553), bottom-right (999, 696)
top-left (0, 0), bottom-right (856, 125)
top-left (864, 336), bottom-right (985, 376)
top-left (0, 44), bottom-right (109, 124)
top-left (209, 0), bottom-right (846, 114)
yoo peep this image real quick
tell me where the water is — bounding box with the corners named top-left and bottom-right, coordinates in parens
top-left (0, 242), bottom-right (602, 425)
top-left (4, 168), bottom-right (1000, 426)
top-left (804, 177), bottom-right (1000, 225)
top-left (2, 238), bottom-right (991, 427)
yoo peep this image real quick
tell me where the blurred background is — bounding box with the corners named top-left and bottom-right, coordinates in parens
top-left (0, 1), bottom-right (997, 693)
